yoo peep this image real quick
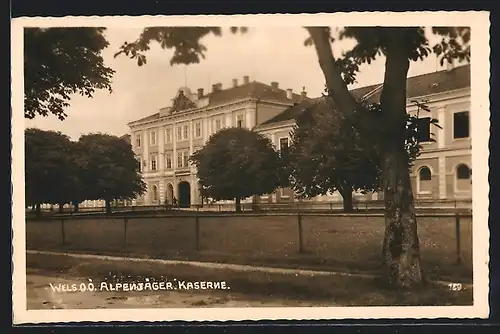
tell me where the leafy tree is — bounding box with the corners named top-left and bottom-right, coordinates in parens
top-left (77, 133), bottom-right (146, 214)
top-left (25, 128), bottom-right (79, 217)
top-left (289, 97), bottom-right (382, 212)
top-left (190, 128), bottom-right (282, 213)
top-left (116, 25), bottom-right (469, 288)
top-left (24, 27), bottom-right (115, 120)
top-left (289, 96), bottom-right (438, 212)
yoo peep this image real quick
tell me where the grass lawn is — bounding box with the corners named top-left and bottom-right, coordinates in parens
top-left (27, 252), bottom-right (473, 306)
top-left (26, 214), bottom-right (473, 283)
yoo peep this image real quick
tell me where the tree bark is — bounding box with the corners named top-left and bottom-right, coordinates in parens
top-left (235, 197), bottom-right (242, 213)
top-left (105, 200), bottom-right (112, 215)
top-left (341, 190), bottom-right (354, 213)
top-left (338, 183), bottom-right (354, 212)
top-left (58, 203), bottom-right (64, 213)
top-left (379, 29), bottom-right (423, 288)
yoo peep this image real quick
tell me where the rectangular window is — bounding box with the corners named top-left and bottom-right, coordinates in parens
top-left (279, 137), bottom-right (289, 157)
top-left (215, 119), bottom-right (222, 132)
top-left (177, 151), bottom-right (183, 168)
top-left (453, 111), bottom-right (470, 139)
top-left (165, 152), bottom-right (172, 169)
top-left (135, 134), bottom-right (141, 148)
top-left (151, 155), bottom-right (157, 171)
top-left (236, 114), bottom-right (245, 128)
top-left (150, 131), bottom-right (156, 146)
top-left (165, 128), bottom-right (172, 143)
top-left (194, 121), bottom-right (202, 138)
top-left (416, 117), bottom-right (431, 142)
top-left (176, 150), bottom-right (190, 168)
top-left (183, 124), bottom-right (189, 140)
top-left (176, 125), bottom-right (182, 141)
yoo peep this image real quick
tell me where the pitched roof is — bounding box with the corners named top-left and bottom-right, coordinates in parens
top-left (130, 81), bottom-right (306, 125)
top-left (205, 81), bottom-right (304, 105)
top-left (258, 64), bottom-right (471, 128)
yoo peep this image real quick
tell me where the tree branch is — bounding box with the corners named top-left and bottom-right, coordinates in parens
top-left (305, 27), bottom-right (359, 114)
top-left (305, 27), bottom-right (386, 137)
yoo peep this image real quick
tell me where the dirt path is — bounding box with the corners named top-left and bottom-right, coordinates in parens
top-left (26, 269), bottom-right (325, 309)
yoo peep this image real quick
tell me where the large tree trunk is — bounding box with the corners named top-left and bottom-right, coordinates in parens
top-left (58, 203), bottom-right (64, 213)
top-left (338, 183), bottom-right (354, 212)
top-left (378, 29), bottom-right (423, 288)
top-left (341, 191), bottom-right (353, 213)
top-left (105, 200), bottom-right (112, 215)
top-left (307, 27), bottom-right (423, 288)
top-left (381, 149), bottom-right (423, 287)
top-left (235, 197), bottom-right (242, 213)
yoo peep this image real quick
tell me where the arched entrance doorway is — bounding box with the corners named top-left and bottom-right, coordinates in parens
top-left (165, 183), bottom-right (174, 205)
top-left (178, 181), bottom-right (191, 208)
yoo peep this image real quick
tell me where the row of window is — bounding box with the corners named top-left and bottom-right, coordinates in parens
top-left (137, 135), bottom-right (288, 173)
top-left (415, 111), bottom-right (470, 143)
top-left (418, 163), bottom-right (471, 181)
top-left (136, 150), bottom-right (192, 172)
top-left (134, 114), bottom-right (246, 148)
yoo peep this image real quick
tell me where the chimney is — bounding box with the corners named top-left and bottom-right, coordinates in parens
top-left (232, 78), bottom-right (238, 88)
top-left (243, 75), bottom-right (250, 84)
top-left (286, 88), bottom-right (293, 100)
top-left (197, 88), bottom-right (204, 99)
top-left (271, 81), bottom-right (279, 90)
top-left (212, 84), bottom-right (219, 93)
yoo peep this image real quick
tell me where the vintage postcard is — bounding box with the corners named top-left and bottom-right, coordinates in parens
top-left (11, 12), bottom-right (491, 323)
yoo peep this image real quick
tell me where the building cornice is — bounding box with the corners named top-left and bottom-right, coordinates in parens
top-left (129, 97), bottom-right (298, 130)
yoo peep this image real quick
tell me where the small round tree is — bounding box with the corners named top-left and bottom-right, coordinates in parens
top-left (190, 127), bottom-right (282, 212)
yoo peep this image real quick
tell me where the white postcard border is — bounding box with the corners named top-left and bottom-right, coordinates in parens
top-left (11, 12), bottom-right (491, 323)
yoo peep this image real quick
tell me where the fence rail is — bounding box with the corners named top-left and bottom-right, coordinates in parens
top-left (27, 198), bottom-right (472, 218)
top-left (27, 211), bottom-right (472, 268)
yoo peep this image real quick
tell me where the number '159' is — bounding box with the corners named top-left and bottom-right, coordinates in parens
top-left (448, 283), bottom-right (462, 291)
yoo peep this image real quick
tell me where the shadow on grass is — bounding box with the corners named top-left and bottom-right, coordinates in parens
top-left (27, 252), bottom-right (473, 307)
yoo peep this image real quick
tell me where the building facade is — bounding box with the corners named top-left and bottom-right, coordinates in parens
top-left (129, 76), bottom-right (306, 207)
top-left (130, 65), bottom-right (471, 207)
top-left (254, 64), bottom-right (472, 204)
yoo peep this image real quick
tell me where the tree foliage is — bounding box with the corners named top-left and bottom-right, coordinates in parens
top-left (288, 94), bottom-right (439, 211)
top-left (77, 133), bottom-right (146, 213)
top-left (25, 128), bottom-right (79, 210)
top-left (24, 27), bottom-right (115, 120)
top-left (25, 129), bottom-right (145, 216)
top-left (114, 27), bottom-right (247, 66)
top-left (190, 128), bottom-right (282, 212)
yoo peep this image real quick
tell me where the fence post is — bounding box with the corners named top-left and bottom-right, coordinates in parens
top-left (365, 203), bottom-right (368, 216)
top-left (123, 218), bottom-right (128, 246)
top-left (195, 214), bottom-right (200, 251)
top-left (297, 213), bottom-right (304, 253)
top-left (61, 219), bottom-right (66, 245)
top-left (455, 213), bottom-right (462, 265)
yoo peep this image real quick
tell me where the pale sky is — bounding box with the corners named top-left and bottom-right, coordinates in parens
top-left (25, 27), bottom-right (446, 140)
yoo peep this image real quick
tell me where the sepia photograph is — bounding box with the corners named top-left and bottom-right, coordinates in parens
top-left (11, 12), bottom-right (490, 323)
